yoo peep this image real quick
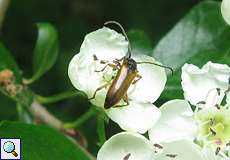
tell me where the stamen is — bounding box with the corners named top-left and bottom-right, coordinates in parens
top-left (226, 141), bottom-right (230, 146)
top-left (197, 101), bottom-right (206, 105)
top-left (210, 118), bottom-right (215, 126)
top-left (166, 154), bottom-right (177, 158)
top-left (93, 54), bottom-right (98, 61)
top-left (216, 88), bottom-right (221, 96)
top-left (100, 60), bottom-right (108, 64)
top-left (199, 119), bottom-right (211, 126)
top-left (123, 153), bottom-right (131, 160)
top-left (215, 147), bottom-right (221, 155)
top-left (202, 132), bottom-right (212, 139)
top-left (215, 104), bottom-right (220, 110)
top-left (210, 128), bottom-right (216, 136)
top-left (154, 144), bottom-right (163, 149)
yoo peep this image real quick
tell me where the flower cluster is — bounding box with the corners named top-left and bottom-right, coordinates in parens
top-left (68, 19), bottom-right (230, 160)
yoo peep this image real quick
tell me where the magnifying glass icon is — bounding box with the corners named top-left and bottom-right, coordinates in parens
top-left (3, 141), bottom-right (18, 157)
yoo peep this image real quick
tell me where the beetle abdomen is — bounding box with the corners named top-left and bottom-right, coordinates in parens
top-left (104, 58), bottom-right (137, 109)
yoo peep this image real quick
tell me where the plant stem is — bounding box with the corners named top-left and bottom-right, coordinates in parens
top-left (97, 115), bottom-right (106, 146)
top-left (35, 90), bottom-right (86, 104)
top-left (30, 100), bottom-right (63, 129)
top-left (64, 108), bottom-right (95, 129)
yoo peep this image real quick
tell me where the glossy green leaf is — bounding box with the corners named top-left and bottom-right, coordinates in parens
top-left (31, 23), bottom-right (59, 83)
top-left (153, 1), bottom-right (230, 70)
top-left (153, 1), bottom-right (230, 99)
top-left (0, 121), bottom-right (95, 160)
top-left (128, 29), bottom-right (153, 56)
top-left (0, 43), bottom-right (22, 81)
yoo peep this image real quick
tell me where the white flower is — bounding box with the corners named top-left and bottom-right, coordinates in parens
top-left (149, 62), bottom-right (230, 158)
top-left (154, 140), bottom-right (205, 160)
top-left (195, 107), bottom-right (230, 149)
top-left (68, 27), bottom-right (166, 133)
top-left (221, 0), bottom-right (230, 25)
top-left (148, 99), bottom-right (230, 158)
top-left (97, 132), bottom-right (220, 160)
top-left (97, 132), bottom-right (155, 160)
top-left (148, 99), bottom-right (197, 144)
top-left (181, 62), bottom-right (230, 107)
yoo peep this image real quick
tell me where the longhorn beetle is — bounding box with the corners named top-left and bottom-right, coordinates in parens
top-left (89, 21), bottom-right (173, 109)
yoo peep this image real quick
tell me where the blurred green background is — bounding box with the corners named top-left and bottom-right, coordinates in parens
top-left (0, 0), bottom-right (203, 155)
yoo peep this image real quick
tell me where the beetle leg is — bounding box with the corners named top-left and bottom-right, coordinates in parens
top-left (123, 93), bottom-right (129, 105)
top-left (132, 74), bottom-right (142, 84)
top-left (114, 56), bottom-right (125, 62)
top-left (112, 93), bottom-right (129, 108)
top-left (88, 83), bottom-right (109, 100)
top-left (113, 59), bottom-right (122, 68)
top-left (95, 63), bottom-right (120, 72)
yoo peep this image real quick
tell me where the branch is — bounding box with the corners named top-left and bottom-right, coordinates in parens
top-left (30, 100), bottom-right (63, 129)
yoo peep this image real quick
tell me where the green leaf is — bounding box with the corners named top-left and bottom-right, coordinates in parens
top-left (153, 1), bottom-right (230, 70)
top-left (31, 23), bottom-right (59, 83)
top-left (0, 121), bottom-right (95, 160)
top-left (153, 1), bottom-right (230, 99)
top-left (0, 43), bottom-right (22, 81)
top-left (128, 29), bottom-right (153, 56)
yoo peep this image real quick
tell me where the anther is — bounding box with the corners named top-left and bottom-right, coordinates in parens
top-left (123, 153), bottom-right (131, 160)
top-left (166, 154), bottom-right (177, 158)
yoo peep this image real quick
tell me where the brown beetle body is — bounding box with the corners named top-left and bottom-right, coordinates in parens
top-left (104, 57), bottom-right (138, 108)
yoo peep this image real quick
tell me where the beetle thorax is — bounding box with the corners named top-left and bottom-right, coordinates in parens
top-left (126, 58), bottom-right (137, 71)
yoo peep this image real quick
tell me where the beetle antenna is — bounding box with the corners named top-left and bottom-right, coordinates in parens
top-left (104, 21), bottom-right (132, 58)
top-left (136, 61), bottom-right (174, 76)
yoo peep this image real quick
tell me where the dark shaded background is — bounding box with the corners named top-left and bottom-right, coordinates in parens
top-left (0, 0), bottom-right (202, 155)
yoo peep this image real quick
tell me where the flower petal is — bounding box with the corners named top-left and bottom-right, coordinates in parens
top-left (221, 0), bottom-right (230, 25)
top-left (128, 55), bottom-right (167, 103)
top-left (148, 99), bottom-right (197, 144)
top-left (97, 132), bottom-right (155, 160)
top-left (202, 147), bottom-right (226, 160)
top-left (155, 140), bottom-right (204, 160)
top-left (181, 62), bottom-right (230, 106)
top-left (227, 91), bottom-right (230, 106)
top-left (80, 27), bottom-right (128, 62)
top-left (106, 101), bottom-right (161, 134)
top-left (68, 54), bottom-right (108, 107)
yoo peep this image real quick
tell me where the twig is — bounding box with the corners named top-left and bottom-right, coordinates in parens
top-left (30, 100), bottom-right (63, 129)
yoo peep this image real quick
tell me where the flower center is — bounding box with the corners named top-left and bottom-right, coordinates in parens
top-left (196, 107), bottom-right (230, 148)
